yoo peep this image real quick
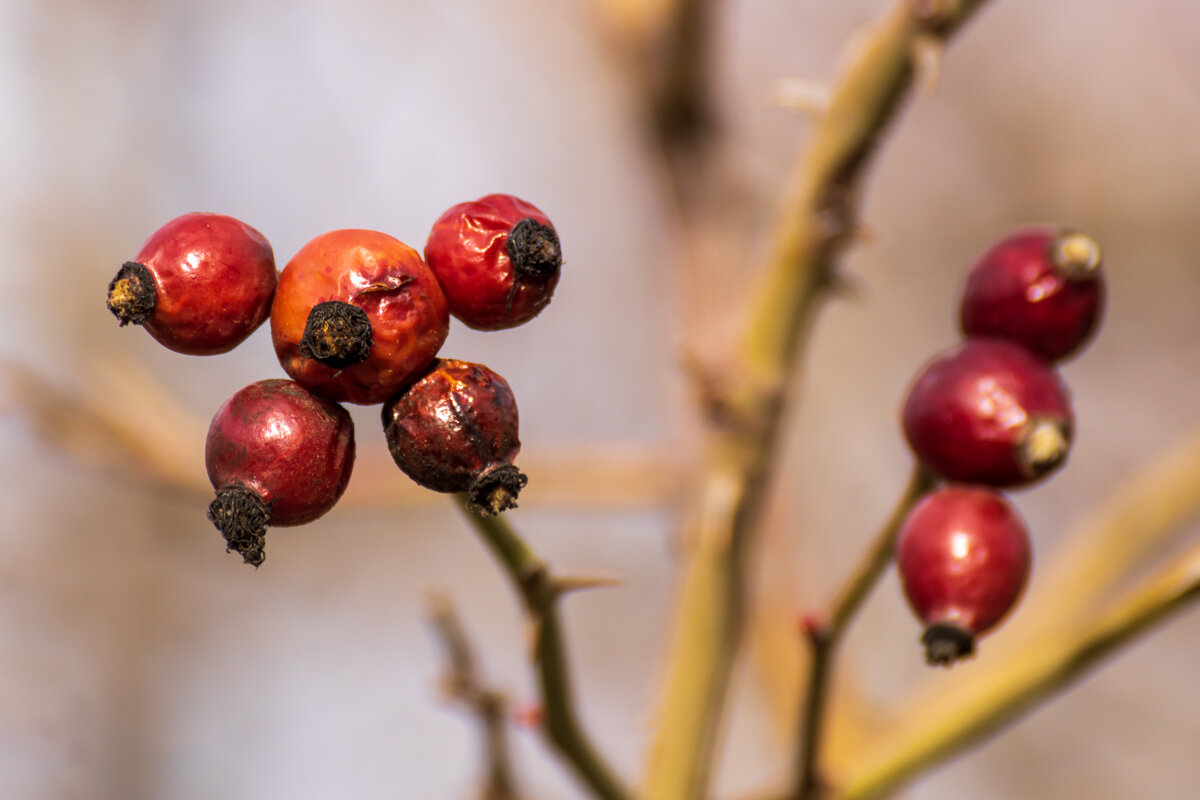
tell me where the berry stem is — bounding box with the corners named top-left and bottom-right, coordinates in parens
top-left (299, 300), bottom-right (373, 369)
top-left (644, 3), bottom-right (991, 798)
top-left (106, 261), bottom-right (156, 326)
top-left (454, 497), bottom-right (633, 800)
top-left (791, 465), bottom-right (935, 800)
top-left (830, 536), bottom-right (1200, 800)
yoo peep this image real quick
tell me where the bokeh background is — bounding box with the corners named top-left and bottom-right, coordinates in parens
top-left (2, 0), bottom-right (1200, 798)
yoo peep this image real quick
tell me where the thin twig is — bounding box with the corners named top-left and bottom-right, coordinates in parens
top-left (643, 4), bottom-right (992, 799)
top-left (830, 537), bottom-right (1200, 800)
top-left (792, 465), bottom-right (935, 800)
top-left (455, 499), bottom-right (634, 800)
top-left (427, 593), bottom-right (524, 800)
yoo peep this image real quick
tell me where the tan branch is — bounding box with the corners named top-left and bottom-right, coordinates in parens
top-left (643, 3), bottom-right (992, 799)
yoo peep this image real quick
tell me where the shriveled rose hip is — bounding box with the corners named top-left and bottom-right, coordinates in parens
top-left (205, 379), bottom-right (355, 567)
top-left (902, 338), bottom-right (1074, 488)
top-left (271, 229), bottom-right (449, 405)
top-left (424, 193), bottom-right (562, 330)
top-left (897, 486), bottom-right (1032, 666)
top-left (106, 212), bottom-right (277, 355)
top-left (381, 358), bottom-right (526, 516)
top-left (960, 227), bottom-right (1104, 362)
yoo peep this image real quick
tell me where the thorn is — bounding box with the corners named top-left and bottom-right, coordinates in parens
top-left (912, 35), bottom-right (944, 95)
top-left (550, 573), bottom-right (624, 599)
top-left (771, 78), bottom-right (832, 115)
top-left (511, 702), bottom-right (545, 729)
top-left (798, 611), bottom-right (825, 637)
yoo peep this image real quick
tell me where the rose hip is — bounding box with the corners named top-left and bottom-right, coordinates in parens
top-left (381, 358), bottom-right (526, 515)
top-left (106, 212), bottom-right (277, 355)
top-left (902, 339), bottom-right (1074, 488)
top-left (960, 228), bottom-right (1104, 362)
top-left (205, 379), bottom-right (355, 566)
top-left (424, 194), bottom-right (562, 330)
top-left (271, 229), bottom-right (450, 405)
top-left (897, 486), bottom-right (1032, 666)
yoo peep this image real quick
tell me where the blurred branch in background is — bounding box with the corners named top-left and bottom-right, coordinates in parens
top-left (643, 3), bottom-right (992, 799)
top-left (1, 358), bottom-right (681, 511)
top-left (428, 593), bottom-right (525, 800)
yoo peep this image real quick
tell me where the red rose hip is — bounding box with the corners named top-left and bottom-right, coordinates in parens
top-left (271, 229), bottom-right (450, 405)
top-left (902, 338), bottom-right (1073, 488)
top-left (205, 379), bottom-right (355, 566)
top-left (106, 212), bottom-right (277, 355)
top-left (424, 193), bottom-right (562, 330)
top-left (381, 358), bottom-right (526, 515)
top-left (897, 486), bottom-right (1032, 665)
top-left (960, 227), bottom-right (1104, 362)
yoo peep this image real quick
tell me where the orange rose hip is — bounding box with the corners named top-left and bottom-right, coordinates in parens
top-left (271, 229), bottom-right (450, 405)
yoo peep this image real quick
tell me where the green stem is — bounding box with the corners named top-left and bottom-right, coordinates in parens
top-left (457, 500), bottom-right (634, 800)
top-left (793, 466), bottom-right (935, 800)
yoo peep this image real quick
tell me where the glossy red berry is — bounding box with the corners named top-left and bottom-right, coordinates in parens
top-left (106, 212), bottom-right (277, 355)
top-left (960, 228), bottom-right (1104, 362)
top-left (897, 486), bottom-right (1032, 665)
top-left (424, 193), bottom-right (562, 330)
top-left (271, 229), bottom-right (450, 405)
top-left (902, 338), bottom-right (1073, 488)
top-left (205, 379), bottom-right (355, 566)
top-left (381, 358), bottom-right (526, 515)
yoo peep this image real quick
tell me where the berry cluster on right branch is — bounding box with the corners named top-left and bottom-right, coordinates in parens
top-left (897, 227), bottom-right (1106, 666)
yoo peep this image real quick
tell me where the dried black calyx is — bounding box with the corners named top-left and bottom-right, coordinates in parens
top-left (106, 261), bottom-right (156, 326)
top-left (921, 622), bottom-right (975, 667)
top-left (466, 464), bottom-right (529, 517)
top-left (300, 300), bottom-right (372, 369)
top-left (507, 218), bottom-right (562, 280)
top-left (207, 484), bottom-right (270, 568)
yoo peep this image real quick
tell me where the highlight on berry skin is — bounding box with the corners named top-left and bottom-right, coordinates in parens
top-left (424, 193), bottom-right (562, 331)
top-left (902, 338), bottom-right (1074, 489)
top-left (205, 379), bottom-right (356, 567)
top-left (106, 212), bottom-right (277, 355)
top-left (959, 227), bottom-right (1105, 363)
top-left (381, 358), bottom-right (527, 516)
top-left (896, 486), bottom-right (1033, 666)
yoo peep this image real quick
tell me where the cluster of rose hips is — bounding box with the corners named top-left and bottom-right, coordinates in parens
top-left (896, 228), bottom-right (1105, 665)
top-left (106, 194), bottom-right (562, 567)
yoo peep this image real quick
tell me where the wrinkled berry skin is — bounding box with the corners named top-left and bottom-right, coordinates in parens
top-left (271, 229), bottom-right (450, 405)
top-left (107, 213), bottom-right (276, 355)
top-left (903, 339), bottom-right (1073, 488)
top-left (206, 379), bottom-right (355, 525)
top-left (897, 486), bottom-right (1032, 665)
top-left (960, 228), bottom-right (1104, 362)
top-left (381, 359), bottom-right (526, 515)
top-left (424, 194), bottom-right (562, 330)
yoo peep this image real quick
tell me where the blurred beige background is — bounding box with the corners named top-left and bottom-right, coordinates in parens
top-left (2, 0), bottom-right (1200, 798)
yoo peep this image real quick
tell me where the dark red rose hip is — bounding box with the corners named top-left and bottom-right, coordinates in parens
top-left (424, 193), bottom-right (562, 330)
top-left (897, 486), bottom-right (1032, 666)
top-left (106, 212), bottom-right (277, 355)
top-left (902, 338), bottom-right (1073, 488)
top-left (381, 358), bottom-right (526, 516)
top-left (271, 229), bottom-right (450, 405)
top-left (960, 227), bottom-right (1104, 362)
top-left (205, 379), bottom-right (355, 566)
